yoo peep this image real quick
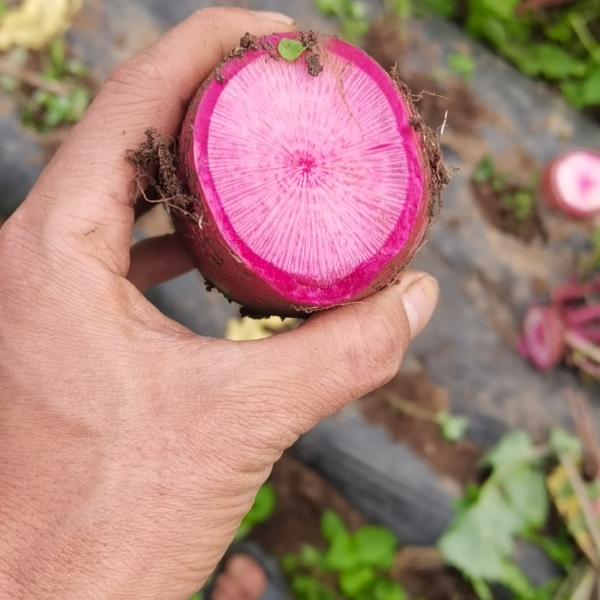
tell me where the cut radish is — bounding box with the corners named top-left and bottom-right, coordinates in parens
top-left (518, 304), bottom-right (565, 370)
top-left (541, 149), bottom-right (600, 219)
top-left (174, 32), bottom-right (447, 317)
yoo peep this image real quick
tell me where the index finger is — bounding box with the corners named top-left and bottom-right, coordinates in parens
top-left (21, 9), bottom-right (295, 274)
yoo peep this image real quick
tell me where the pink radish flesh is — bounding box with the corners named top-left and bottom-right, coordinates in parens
top-left (520, 304), bottom-right (565, 370)
top-left (176, 33), bottom-right (443, 316)
top-left (543, 150), bottom-right (600, 218)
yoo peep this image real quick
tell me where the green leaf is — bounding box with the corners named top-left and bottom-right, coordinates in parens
top-left (66, 87), bottom-right (91, 122)
top-left (43, 94), bottom-right (72, 128)
top-left (480, 0), bottom-right (520, 20)
top-left (340, 19), bottom-right (369, 44)
top-left (545, 21), bottom-right (574, 44)
top-left (348, 1), bottom-right (367, 20)
top-left (187, 592), bottom-right (202, 600)
top-left (0, 0), bottom-right (7, 19)
top-left (282, 553), bottom-right (297, 574)
top-left (549, 428), bottom-right (582, 461)
top-left (245, 484), bottom-right (276, 524)
top-left (473, 157), bottom-right (494, 183)
top-left (373, 578), bottom-right (406, 600)
top-left (439, 483), bottom-right (521, 579)
top-left (469, 577), bottom-right (492, 600)
top-left (291, 574), bottom-right (320, 599)
top-left (321, 510), bottom-right (349, 543)
top-left (525, 531), bottom-right (575, 571)
top-left (339, 566), bottom-right (377, 598)
top-left (299, 544), bottom-right (325, 569)
top-left (580, 69), bottom-right (600, 107)
top-left (498, 560), bottom-right (534, 597)
top-left (354, 526), bottom-right (397, 569)
top-left (324, 532), bottom-right (359, 571)
top-left (501, 465), bottom-right (548, 531)
top-left (448, 53), bottom-right (476, 82)
top-left (390, 0), bottom-right (411, 19)
top-left (313, 0), bottom-right (343, 16)
top-left (435, 411), bottom-right (469, 441)
top-left (421, 0), bottom-right (456, 18)
top-left (480, 430), bottom-right (537, 471)
top-left (532, 44), bottom-right (586, 80)
top-left (48, 38), bottom-right (66, 75)
top-left (278, 38), bottom-right (308, 62)
top-left (65, 59), bottom-right (89, 78)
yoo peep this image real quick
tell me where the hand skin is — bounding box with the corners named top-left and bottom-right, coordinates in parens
top-left (0, 8), bottom-right (439, 600)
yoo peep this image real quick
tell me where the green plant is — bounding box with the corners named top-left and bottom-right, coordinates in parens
top-left (439, 429), bottom-right (583, 600)
top-left (459, 0), bottom-right (600, 110)
top-left (383, 392), bottom-right (469, 442)
top-left (313, 0), bottom-right (370, 43)
top-left (435, 410), bottom-right (469, 441)
top-left (0, 36), bottom-right (92, 131)
top-left (473, 156), bottom-right (536, 225)
top-left (448, 52), bottom-right (476, 81)
top-left (283, 511), bottom-right (406, 600)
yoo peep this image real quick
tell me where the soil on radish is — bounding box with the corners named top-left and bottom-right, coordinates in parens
top-left (252, 454), bottom-right (480, 600)
top-left (360, 367), bottom-right (483, 486)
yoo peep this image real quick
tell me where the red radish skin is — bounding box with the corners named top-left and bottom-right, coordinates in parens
top-left (540, 149), bottom-right (600, 219)
top-left (174, 32), bottom-right (445, 317)
top-left (518, 304), bottom-right (565, 371)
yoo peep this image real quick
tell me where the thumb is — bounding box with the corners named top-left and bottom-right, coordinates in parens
top-left (235, 270), bottom-right (438, 440)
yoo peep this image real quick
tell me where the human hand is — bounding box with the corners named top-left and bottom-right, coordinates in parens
top-left (0, 8), bottom-right (438, 600)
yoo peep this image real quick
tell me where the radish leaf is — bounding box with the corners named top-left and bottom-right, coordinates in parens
top-left (278, 38), bottom-right (307, 62)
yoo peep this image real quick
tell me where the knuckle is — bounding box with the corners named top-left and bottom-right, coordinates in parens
top-left (343, 306), bottom-right (405, 391)
top-left (105, 52), bottom-right (165, 95)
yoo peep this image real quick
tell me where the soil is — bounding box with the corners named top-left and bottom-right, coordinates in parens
top-left (472, 179), bottom-right (547, 243)
top-left (363, 17), bottom-right (489, 140)
top-left (252, 454), bottom-right (479, 600)
top-left (360, 367), bottom-right (483, 486)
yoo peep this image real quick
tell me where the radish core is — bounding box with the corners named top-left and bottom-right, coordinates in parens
top-left (542, 149), bottom-right (600, 219)
top-left (176, 33), bottom-right (444, 316)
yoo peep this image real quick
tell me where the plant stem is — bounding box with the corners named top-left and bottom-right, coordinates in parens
top-left (552, 278), bottom-right (600, 304)
top-left (383, 393), bottom-right (438, 423)
top-left (565, 330), bottom-right (600, 364)
top-left (564, 304), bottom-right (600, 327)
top-left (570, 13), bottom-right (600, 66)
top-left (560, 455), bottom-right (600, 569)
top-left (0, 60), bottom-right (71, 96)
top-left (570, 325), bottom-right (600, 343)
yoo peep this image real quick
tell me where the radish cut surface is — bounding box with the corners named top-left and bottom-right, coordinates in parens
top-left (178, 33), bottom-right (444, 316)
top-left (519, 304), bottom-right (565, 371)
top-left (542, 149), bottom-right (600, 219)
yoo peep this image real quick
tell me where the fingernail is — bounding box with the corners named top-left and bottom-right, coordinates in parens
top-left (400, 274), bottom-right (439, 340)
top-left (250, 10), bottom-right (295, 25)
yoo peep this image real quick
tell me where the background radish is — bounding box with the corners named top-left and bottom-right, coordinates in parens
top-left (541, 149), bottom-right (600, 219)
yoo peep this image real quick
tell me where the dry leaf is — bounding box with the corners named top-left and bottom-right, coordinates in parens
top-left (225, 316), bottom-right (299, 341)
top-left (0, 0), bottom-right (82, 51)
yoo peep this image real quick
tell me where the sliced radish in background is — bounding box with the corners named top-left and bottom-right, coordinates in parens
top-left (174, 32), bottom-right (447, 317)
top-left (541, 149), bottom-right (600, 219)
top-left (518, 304), bottom-right (565, 371)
